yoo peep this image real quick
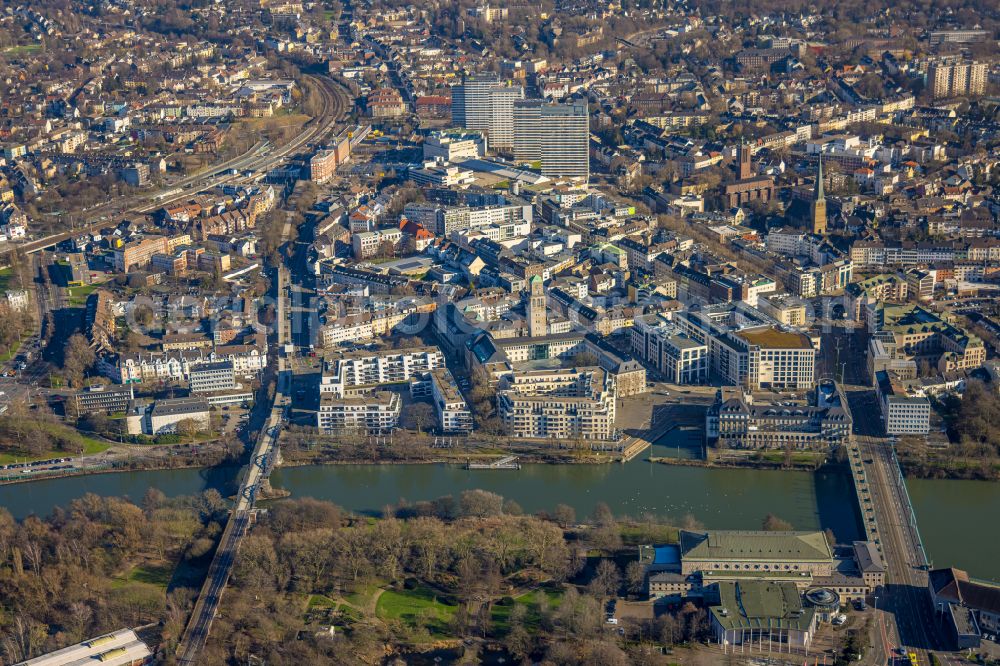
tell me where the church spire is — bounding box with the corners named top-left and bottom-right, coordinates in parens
top-left (812, 157), bottom-right (827, 236)
top-left (815, 156), bottom-right (825, 201)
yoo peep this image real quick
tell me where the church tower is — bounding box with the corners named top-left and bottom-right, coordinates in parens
top-left (527, 275), bottom-right (546, 338)
top-left (737, 141), bottom-right (752, 180)
top-left (812, 157), bottom-right (827, 235)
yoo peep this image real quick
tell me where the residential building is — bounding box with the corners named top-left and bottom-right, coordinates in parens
top-left (320, 347), bottom-right (446, 396)
top-left (497, 367), bottom-right (616, 441)
top-left (411, 368), bottom-right (473, 433)
top-left (513, 100), bottom-right (589, 179)
top-left (928, 61), bottom-right (988, 98)
top-left (451, 74), bottom-right (524, 149)
top-left (317, 391), bottom-right (401, 434)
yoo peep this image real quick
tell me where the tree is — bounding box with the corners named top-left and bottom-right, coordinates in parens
top-left (404, 402), bottom-right (435, 433)
top-left (588, 559), bottom-right (621, 599)
top-left (762, 514), bottom-right (794, 531)
top-left (62, 334), bottom-right (95, 388)
top-left (625, 560), bottom-right (647, 596)
top-left (175, 418), bottom-right (203, 440)
top-left (553, 503), bottom-right (576, 528)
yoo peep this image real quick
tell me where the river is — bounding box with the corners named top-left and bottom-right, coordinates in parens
top-left (0, 462), bottom-right (996, 581)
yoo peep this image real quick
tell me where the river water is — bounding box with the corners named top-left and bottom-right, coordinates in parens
top-left (0, 462), bottom-right (996, 581)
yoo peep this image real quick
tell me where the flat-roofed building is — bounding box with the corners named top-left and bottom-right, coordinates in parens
top-left (497, 367), bottom-right (616, 441)
top-left (875, 369), bottom-right (930, 435)
top-left (631, 315), bottom-right (708, 384)
top-left (317, 390), bottom-right (400, 434)
top-left (411, 367), bottom-right (473, 433)
top-left (16, 628), bottom-right (152, 666)
top-left (189, 360), bottom-right (236, 394)
top-left (710, 581), bottom-right (817, 650)
top-left (757, 293), bottom-right (808, 327)
top-left (72, 384), bottom-right (135, 415)
top-left (320, 347), bottom-right (446, 397)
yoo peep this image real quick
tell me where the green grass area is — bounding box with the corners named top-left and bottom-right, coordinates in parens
top-left (759, 450), bottom-right (827, 466)
top-left (0, 267), bottom-right (13, 291)
top-left (66, 282), bottom-right (101, 307)
top-left (0, 424), bottom-right (110, 464)
top-left (128, 563), bottom-right (173, 588)
top-left (490, 587), bottom-right (564, 635)
top-left (0, 338), bottom-right (22, 363)
top-left (620, 523), bottom-right (679, 547)
top-left (3, 44), bottom-right (41, 55)
top-left (344, 581), bottom-right (379, 609)
top-left (375, 584), bottom-right (457, 635)
top-left (308, 594), bottom-right (338, 609)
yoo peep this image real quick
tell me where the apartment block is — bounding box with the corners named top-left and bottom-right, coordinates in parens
top-left (317, 391), bottom-right (401, 434)
top-left (497, 368), bottom-right (616, 441)
top-left (320, 347), bottom-right (446, 396)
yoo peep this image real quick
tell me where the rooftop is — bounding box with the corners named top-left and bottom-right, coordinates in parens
top-left (681, 530), bottom-right (833, 562)
top-left (736, 327), bottom-right (813, 350)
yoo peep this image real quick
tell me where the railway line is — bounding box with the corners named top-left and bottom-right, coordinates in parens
top-left (14, 73), bottom-right (351, 256)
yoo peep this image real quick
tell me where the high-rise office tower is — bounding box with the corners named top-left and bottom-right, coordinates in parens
top-left (514, 100), bottom-right (589, 179)
top-left (451, 74), bottom-right (523, 149)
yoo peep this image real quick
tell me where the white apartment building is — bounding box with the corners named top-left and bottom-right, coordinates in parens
top-left (189, 361), bottom-right (236, 393)
top-left (411, 368), bottom-right (474, 433)
top-left (497, 368), bottom-right (616, 441)
top-left (317, 391), bottom-right (401, 434)
top-left (320, 347), bottom-right (446, 396)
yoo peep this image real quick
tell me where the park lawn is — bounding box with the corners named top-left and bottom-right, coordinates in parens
top-left (343, 581), bottom-right (380, 609)
top-left (0, 424), bottom-right (110, 464)
top-left (490, 587), bottom-right (564, 635)
top-left (308, 594), bottom-right (338, 609)
top-left (128, 562), bottom-right (174, 588)
top-left (760, 450), bottom-right (827, 466)
top-left (0, 338), bottom-right (22, 363)
top-left (111, 561), bottom-right (173, 593)
top-left (620, 523), bottom-right (679, 547)
top-left (375, 584), bottom-right (457, 636)
top-left (66, 282), bottom-right (101, 307)
top-left (0, 267), bottom-right (13, 291)
top-left (3, 44), bottom-right (41, 55)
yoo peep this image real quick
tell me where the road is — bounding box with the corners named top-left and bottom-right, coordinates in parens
top-left (15, 73), bottom-right (351, 256)
top-left (846, 386), bottom-right (943, 665)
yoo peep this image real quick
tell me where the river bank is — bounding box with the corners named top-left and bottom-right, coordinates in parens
top-left (1, 457), bottom-right (998, 581)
